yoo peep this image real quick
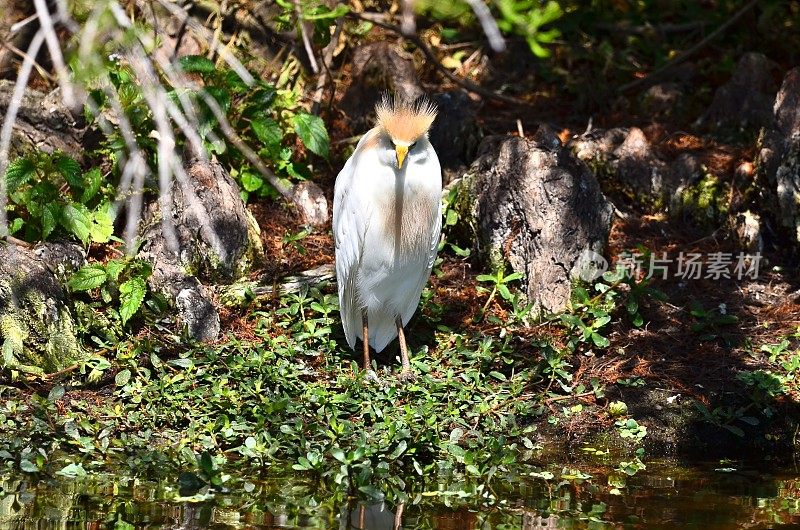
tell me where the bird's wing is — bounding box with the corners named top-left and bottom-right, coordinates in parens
top-left (333, 131), bottom-right (379, 348)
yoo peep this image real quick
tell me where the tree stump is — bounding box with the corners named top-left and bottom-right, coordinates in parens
top-left (757, 67), bottom-right (800, 250)
top-left (0, 242), bottom-right (86, 375)
top-left (137, 156), bottom-right (263, 341)
top-left (456, 130), bottom-right (614, 314)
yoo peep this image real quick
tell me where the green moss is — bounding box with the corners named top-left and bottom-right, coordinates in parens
top-left (673, 173), bottom-right (729, 227)
top-left (0, 273), bottom-right (85, 375)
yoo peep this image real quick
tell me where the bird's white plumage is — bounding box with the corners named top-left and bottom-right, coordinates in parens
top-left (333, 127), bottom-right (441, 352)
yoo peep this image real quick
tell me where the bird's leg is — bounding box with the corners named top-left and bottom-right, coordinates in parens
top-left (361, 309), bottom-right (371, 370)
top-left (393, 502), bottom-right (405, 530)
top-left (395, 316), bottom-right (413, 378)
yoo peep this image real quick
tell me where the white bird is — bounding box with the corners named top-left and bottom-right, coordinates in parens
top-left (333, 95), bottom-right (441, 377)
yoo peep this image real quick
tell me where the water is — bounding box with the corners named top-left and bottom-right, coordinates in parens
top-left (2, 459), bottom-right (800, 529)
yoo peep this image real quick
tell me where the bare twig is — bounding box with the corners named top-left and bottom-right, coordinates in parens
top-left (0, 39), bottom-right (55, 81)
top-left (10, 14), bottom-right (39, 33)
top-left (33, 0), bottom-right (76, 106)
top-left (400, 0), bottom-right (416, 36)
top-left (311, 17), bottom-right (345, 114)
top-left (294, 0), bottom-right (319, 74)
top-left (464, 0), bottom-right (506, 52)
top-left (618, 0), bottom-right (759, 93)
top-left (0, 30), bottom-right (45, 238)
top-left (348, 13), bottom-right (529, 106)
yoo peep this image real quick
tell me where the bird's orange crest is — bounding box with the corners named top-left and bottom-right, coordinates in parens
top-left (375, 95), bottom-right (437, 144)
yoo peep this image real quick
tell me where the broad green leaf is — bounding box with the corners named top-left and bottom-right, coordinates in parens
top-left (204, 86), bottom-right (231, 113)
top-left (41, 203), bottom-right (60, 240)
top-left (5, 157), bottom-right (36, 192)
top-left (179, 55), bottom-right (216, 74)
top-left (504, 272), bottom-right (523, 282)
top-left (358, 485), bottom-right (383, 500)
top-left (169, 358), bottom-right (194, 369)
top-left (591, 332), bottom-right (610, 348)
top-left (54, 154), bottom-right (82, 188)
top-left (20, 459), bottom-right (39, 473)
top-left (81, 168), bottom-right (103, 203)
top-left (240, 171), bottom-right (263, 192)
top-left (68, 265), bottom-right (107, 291)
top-left (291, 113), bottom-right (329, 158)
top-left (119, 276), bottom-right (146, 325)
top-left (388, 440), bottom-right (407, 459)
top-left (90, 202), bottom-right (115, 243)
top-left (115, 369), bottom-right (131, 386)
top-left (48, 385), bottom-right (65, 401)
top-left (221, 69), bottom-right (249, 93)
top-left (249, 85), bottom-right (277, 107)
top-left (330, 447), bottom-right (346, 463)
top-left (105, 259), bottom-right (127, 282)
top-left (497, 284), bottom-right (513, 301)
top-left (8, 217), bottom-right (23, 235)
top-left (302, 4), bottom-right (349, 20)
top-left (61, 203), bottom-right (91, 244)
top-left (251, 117), bottom-right (283, 152)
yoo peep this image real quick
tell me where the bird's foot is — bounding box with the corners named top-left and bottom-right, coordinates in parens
top-left (397, 369), bottom-right (416, 382)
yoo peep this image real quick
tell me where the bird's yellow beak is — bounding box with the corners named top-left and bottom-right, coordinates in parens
top-left (395, 145), bottom-right (408, 169)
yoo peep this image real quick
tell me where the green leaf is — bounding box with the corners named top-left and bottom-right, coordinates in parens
top-left (53, 154), bottom-right (82, 188)
top-left (330, 447), bottom-right (347, 463)
top-left (445, 209), bottom-right (458, 226)
top-left (251, 117), bottom-right (283, 152)
top-left (105, 259), bottom-right (127, 282)
top-left (504, 272), bottom-right (523, 282)
top-left (240, 171), bottom-right (264, 192)
top-left (388, 440), bottom-right (407, 459)
top-left (119, 276), bottom-right (146, 325)
top-left (90, 202), bottom-right (115, 243)
top-left (8, 217), bottom-right (23, 235)
top-left (169, 358), bottom-right (194, 369)
top-left (497, 284), bottom-right (513, 301)
top-left (81, 168), bottom-right (103, 203)
top-left (204, 86), bottom-right (231, 113)
top-left (56, 462), bottom-right (87, 478)
top-left (115, 369), bottom-right (131, 386)
top-left (292, 113), bottom-right (329, 158)
top-left (249, 85), bottom-right (277, 108)
top-left (358, 485), bottom-right (383, 500)
top-left (68, 265), bottom-right (108, 291)
top-left (591, 333), bottom-right (610, 348)
top-left (48, 385), bottom-right (65, 402)
top-left (302, 4), bottom-right (350, 20)
top-left (41, 203), bottom-right (60, 240)
top-left (61, 203), bottom-right (91, 244)
top-left (179, 55), bottom-right (216, 74)
top-left (5, 157), bottom-right (36, 192)
top-left (20, 459), bottom-right (39, 473)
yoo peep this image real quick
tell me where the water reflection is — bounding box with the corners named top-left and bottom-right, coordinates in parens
top-left (1, 460), bottom-right (800, 529)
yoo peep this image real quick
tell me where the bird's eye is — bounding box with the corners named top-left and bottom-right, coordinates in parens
top-left (409, 141), bottom-right (418, 149)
